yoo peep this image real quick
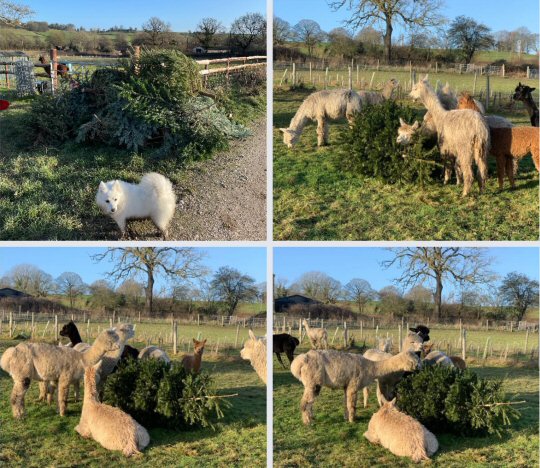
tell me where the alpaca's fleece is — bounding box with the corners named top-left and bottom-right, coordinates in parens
top-left (302, 319), bottom-right (328, 350)
top-left (362, 349), bottom-right (392, 407)
top-left (240, 330), bottom-right (267, 384)
top-left (358, 78), bottom-right (399, 105)
top-left (181, 338), bottom-right (207, 373)
top-left (424, 350), bottom-right (455, 367)
top-left (290, 350), bottom-right (420, 424)
top-left (1, 330), bottom-right (120, 418)
top-left (280, 89), bottom-right (364, 147)
top-left (138, 346), bottom-right (170, 364)
top-left (376, 337), bottom-right (393, 353)
top-left (449, 356), bottom-right (466, 370)
top-left (401, 332), bottom-right (423, 353)
top-left (490, 126), bottom-right (540, 189)
top-left (410, 76), bottom-right (490, 196)
top-left (364, 399), bottom-right (438, 463)
top-left (75, 361), bottom-right (150, 457)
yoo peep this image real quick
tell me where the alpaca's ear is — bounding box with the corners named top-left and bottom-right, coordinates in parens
top-left (412, 121), bottom-right (420, 130)
top-left (531, 88), bottom-right (536, 92)
top-left (249, 329), bottom-right (256, 340)
top-left (98, 181), bottom-right (107, 192)
top-left (399, 117), bottom-right (405, 126)
top-left (390, 397), bottom-right (397, 406)
top-left (422, 74), bottom-right (429, 82)
top-left (193, 338), bottom-right (197, 344)
top-left (93, 360), bottom-right (103, 373)
top-left (202, 339), bottom-right (207, 344)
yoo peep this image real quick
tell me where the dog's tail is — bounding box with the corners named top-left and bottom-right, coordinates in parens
top-left (140, 172), bottom-right (175, 200)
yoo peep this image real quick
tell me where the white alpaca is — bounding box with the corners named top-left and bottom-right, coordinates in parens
top-left (138, 346), bottom-right (170, 364)
top-left (291, 349), bottom-right (420, 424)
top-left (410, 75), bottom-right (490, 196)
top-left (240, 330), bottom-right (267, 384)
top-left (438, 81), bottom-right (485, 113)
top-left (424, 350), bottom-right (455, 367)
top-left (95, 172), bottom-right (176, 239)
top-left (75, 361), bottom-right (150, 457)
top-left (364, 398), bottom-right (438, 463)
top-left (280, 89), bottom-right (364, 147)
top-left (302, 319), bottom-right (328, 350)
top-left (358, 78), bottom-right (399, 105)
top-left (1, 330), bottom-right (119, 418)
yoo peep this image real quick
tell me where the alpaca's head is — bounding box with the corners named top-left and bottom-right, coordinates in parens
top-left (457, 92), bottom-right (480, 112)
top-left (403, 332), bottom-right (424, 356)
top-left (94, 329), bottom-right (121, 352)
top-left (240, 330), bottom-right (264, 362)
top-left (409, 75), bottom-right (430, 101)
top-left (113, 323), bottom-right (135, 342)
top-left (402, 350), bottom-right (422, 371)
top-left (193, 338), bottom-right (207, 355)
top-left (60, 321), bottom-right (77, 338)
top-left (409, 325), bottom-right (430, 342)
top-left (513, 82), bottom-right (536, 102)
top-left (381, 397), bottom-right (398, 412)
top-left (396, 118), bottom-right (420, 146)
top-left (280, 128), bottom-right (300, 148)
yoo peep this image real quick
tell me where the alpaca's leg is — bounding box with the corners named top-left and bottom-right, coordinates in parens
top-left (475, 155), bottom-right (488, 194)
top-left (11, 378), bottom-right (30, 419)
top-left (275, 352), bottom-right (286, 369)
top-left (505, 156), bottom-right (515, 188)
top-left (38, 381), bottom-right (47, 402)
top-left (495, 155), bottom-right (505, 189)
top-left (345, 383), bottom-right (358, 423)
top-left (57, 378), bottom-right (70, 416)
top-left (460, 162), bottom-right (474, 197)
top-left (300, 385), bottom-right (319, 425)
top-left (362, 386), bottom-right (369, 408)
top-left (316, 118), bottom-right (326, 146)
top-left (47, 381), bottom-right (57, 405)
top-left (75, 421), bottom-right (91, 438)
top-left (73, 380), bottom-right (80, 403)
top-left (323, 120), bottom-right (330, 145)
top-left (286, 349), bottom-right (295, 365)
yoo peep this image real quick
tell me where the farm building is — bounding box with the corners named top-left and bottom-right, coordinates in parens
top-left (0, 287), bottom-right (29, 298)
top-left (274, 294), bottom-right (320, 312)
top-left (192, 46), bottom-right (207, 55)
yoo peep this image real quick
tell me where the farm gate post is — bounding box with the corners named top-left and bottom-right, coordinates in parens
top-left (173, 321), bottom-right (178, 354)
top-left (485, 74), bottom-right (490, 111)
top-left (54, 315), bottom-right (58, 341)
top-left (343, 321), bottom-right (348, 347)
top-left (50, 48), bottom-right (58, 93)
top-left (9, 311), bottom-right (13, 338)
top-left (4, 63), bottom-right (9, 88)
top-left (235, 324), bottom-right (240, 348)
top-left (524, 328), bottom-right (529, 353)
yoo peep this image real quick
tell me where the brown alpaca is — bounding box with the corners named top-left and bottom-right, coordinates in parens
top-left (490, 127), bottom-right (540, 188)
top-left (181, 339), bottom-right (207, 373)
top-left (457, 92), bottom-right (482, 113)
top-left (449, 356), bottom-right (466, 370)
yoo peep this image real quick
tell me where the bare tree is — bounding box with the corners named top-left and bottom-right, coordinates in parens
top-left (498, 272), bottom-right (539, 321)
top-left (5, 264), bottom-right (53, 297)
top-left (344, 278), bottom-right (376, 313)
top-left (93, 248), bottom-right (205, 314)
top-left (329, 0), bottom-right (444, 62)
top-left (274, 276), bottom-right (290, 298)
top-left (292, 271), bottom-right (341, 304)
top-left (293, 19), bottom-right (326, 57)
top-left (210, 266), bottom-right (257, 314)
top-left (447, 16), bottom-right (494, 63)
top-left (273, 16), bottom-right (294, 46)
top-left (194, 17), bottom-right (224, 50)
top-left (142, 16), bottom-right (172, 47)
top-left (56, 272), bottom-right (86, 310)
top-left (116, 279), bottom-right (145, 308)
top-left (0, 0), bottom-right (33, 26)
top-left (230, 12), bottom-right (266, 54)
top-left (383, 247), bottom-right (494, 320)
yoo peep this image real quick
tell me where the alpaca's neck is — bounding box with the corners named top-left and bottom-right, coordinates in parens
top-left (522, 94), bottom-right (539, 115)
top-left (83, 372), bottom-right (99, 403)
top-left (82, 340), bottom-right (109, 367)
top-left (69, 328), bottom-right (83, 345)
top-left (382, 82), bottom-right (394, 100)
top-left (289, 106), bottom-right (310, 132)
top-left (369, 353), bottom-right (410, 378)
top-left (193, 350), bottom-right (204, 371)
top-left (421, 87), bottom-right (446, 126)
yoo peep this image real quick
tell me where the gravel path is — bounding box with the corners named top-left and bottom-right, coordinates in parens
top-left (127, 118), bottom-right (266, 241)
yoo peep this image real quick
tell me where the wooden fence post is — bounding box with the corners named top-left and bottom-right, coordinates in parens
top-left (134, 46), bottom-right (140, 75)
top-left (4, 63), bottom-right (9, 88)
top-left (524, 328), bottom-right (529, 353)
top-left (292, 62), bottom-right (296, 87)
top-left (325, 67), bottom-right (328, 89)
top-left (9, 311), bottom-right (13, 338)
top-left (331, 326), bottom-right (339, 345)
top-left (173, 321), bottom-right (178, 355)
top-left (485, 74), bottom-right (490, 111)
top-left (54, 315), bottom-right (58, 341)
top-left (348, 66), bottom-right (352, 90)
top-left (343, 321), bottom-right (348, 347)
top-left (50, 48), bottom-right (58, 93)
top-left (369, 72), bottom-right (375, 89)
top-left (461, 329), bottom-right (467, 360)
top-left (235, 324), bottom-right (240, 348)
top-left (398, 324), bottom-right (402, 352)
top-left (309, 62), bottom-right (312, 83)
top-left (31, 312), bottom-right (35, 338)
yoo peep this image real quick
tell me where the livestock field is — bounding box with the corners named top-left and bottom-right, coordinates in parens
top-left (273, 68), bottom-right (539, 241)
top-left (273, 327), bottom-right (539, 467)
top-left (0, 322), bottom-right (266, 467)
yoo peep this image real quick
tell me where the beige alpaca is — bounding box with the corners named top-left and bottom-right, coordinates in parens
top-left (181, 338), bottom-right (207, 373)
top-left (358, 78), bottom-right (399, 105)
top-left (138, 346), bottom-right (170, 363)
top-left (410, 75), bottom-right (490, 196)
top-left (75, 361), bottom-right (150, 457)
top-left (376, 337), bottom-right (393, 353)
top-left (0, 330), bottom-right (119, 418)
top-left (364, 398), bottom-right (438, 463)
top-left (291, 349), bottom-right (420, 424)
top-left (280, 89), bottom-right (364, 147)
top-left (302, 319), bottom-right (328, 350)
top-left (240, 330), bottom-right (267, 384)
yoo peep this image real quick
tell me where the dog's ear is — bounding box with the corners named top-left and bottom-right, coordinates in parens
top-left (112, 180), bottom-right (121, 189)
top-left (98, 181), bottom-right (107, 192)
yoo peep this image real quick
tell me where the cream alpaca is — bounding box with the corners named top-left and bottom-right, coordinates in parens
top-left (424, 350), bottom-right (455, 367)
top-left (240, 330), bottom-right (267, 384)
top-left (301, 319), bottom-right (328, 350)
top-left (358, 78), bottom-right (399, 105)
top-left (181, 338), bottom-right (207, 373)
top-left (138, 346), bottom-right (170, 363)
top-left (364, 398), bottom-right (438, 463)
top-left (290, 349), bottom-right (420, 424)
top-left (410, 75), bottom-right (490, 196)
top-left (280, 89), bottom-right (364, 147)
top-left (1, 329), bottom-right (119, 418)
top-left (75, 361), bottom-right (150, 457)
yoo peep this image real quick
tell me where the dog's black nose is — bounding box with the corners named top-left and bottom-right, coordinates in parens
top-left (111, 208), bottom-right (116, 213)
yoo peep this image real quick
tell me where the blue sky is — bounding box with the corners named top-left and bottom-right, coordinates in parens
top-left (274, 247), bottom-right (539, 295)
top-left (24, 0), bottom-right (265, 31)
top-left (0, 247), bottom-right (266, 287)
top-left (275, 0), bottom-right (539, 35)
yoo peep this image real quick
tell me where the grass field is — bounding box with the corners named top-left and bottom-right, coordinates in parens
top-left (273, 342), bottom-right (538, 467)
top-left (273, 73), bottom-right (539, 241)
top-left (0, 325), bottom-right (267, 467)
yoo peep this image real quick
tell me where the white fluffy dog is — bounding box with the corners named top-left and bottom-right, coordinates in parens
top-left (96, 172), bottom-right (176, 238)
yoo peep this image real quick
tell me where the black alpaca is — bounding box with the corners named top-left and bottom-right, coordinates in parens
top-left (409, 325), bottom-right (430, 343)
top-left (513, 82), bottom-right (539, 127)
top-left (273, 333), bottom-right (300, 369)
top-left (59, 320), bottom-right (83, 346)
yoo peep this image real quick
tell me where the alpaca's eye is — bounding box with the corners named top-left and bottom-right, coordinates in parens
top-left (106, 199), bottom-right (110, 203)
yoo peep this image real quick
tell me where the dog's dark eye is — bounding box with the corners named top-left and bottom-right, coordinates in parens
top-left (106, 199), bottom-right (110, 203)
top-left (114, 198), bottom-right (117, 201)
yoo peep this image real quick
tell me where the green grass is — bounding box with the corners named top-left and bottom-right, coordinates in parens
top-left (273, 87), bottom-right (539, 241)
top-left (273, 352), bottom-right (538, 467)
top-left (0, 332), bottom-right (266, 467)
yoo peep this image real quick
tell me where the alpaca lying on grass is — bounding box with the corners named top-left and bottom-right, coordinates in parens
top-left (240, 330), bottom-right (267, 384)
top-left (422, 343), bottom-right (456, 368)
top-left (1, 329), bottom-right (119, 418)
top-left (291, 349), bottom-right (420, 424)
top-left (273, 333), bottom-right (300, 369)
top-left (364, 398), bottom-right (438, 463)
top-left (181, 338), bottom-right (207, 373)
top-left (138, 346), bottom-right (170, 364)
top-left (410, 75), bottom-right (489, 196)
top-left (75, 361), bottom-right (150, 457)
top-left (302, 319), bottom-right (328, 350)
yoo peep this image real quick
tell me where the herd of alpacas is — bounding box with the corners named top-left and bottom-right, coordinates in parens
top-left (0, 321), bottom-right (266, 457)
top-left (275, 322), bottom-right (464, 463)
top-left (281, 76), bottom-right (539, 196)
